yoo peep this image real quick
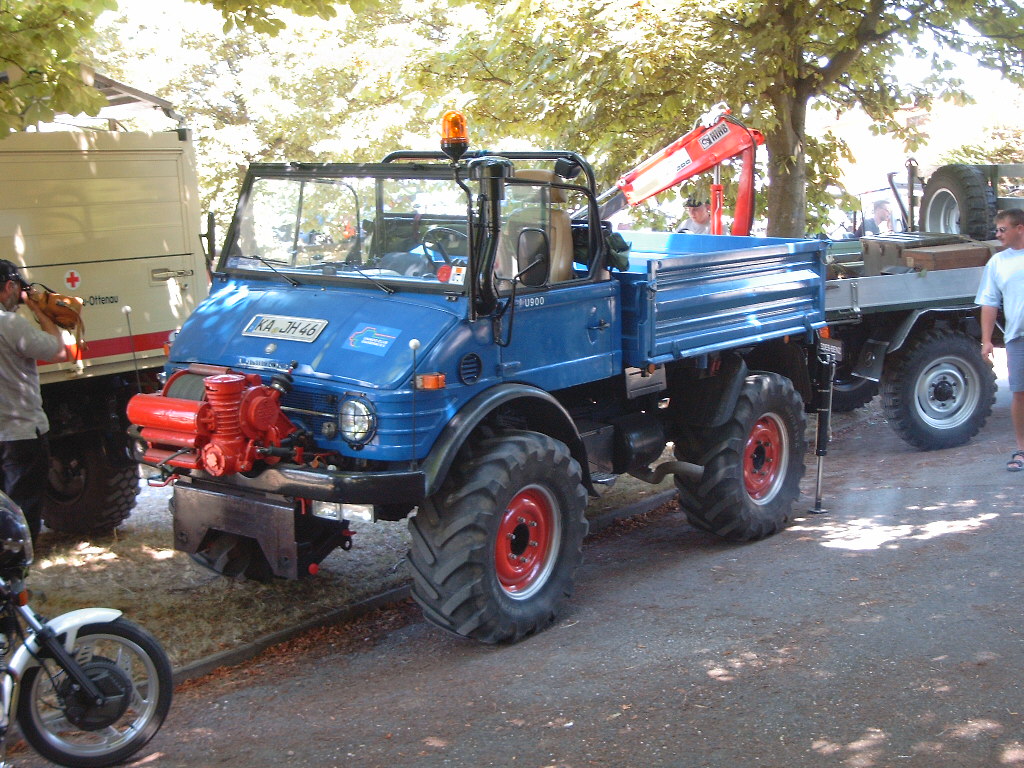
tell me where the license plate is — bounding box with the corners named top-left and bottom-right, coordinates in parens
top-left (819, 336), bottom-right (844, 361)
top-left (242, 314), bottom-right (328, 342)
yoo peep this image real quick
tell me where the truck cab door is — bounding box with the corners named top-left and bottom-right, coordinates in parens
top-left (494, 173), bottom-right (620, 387)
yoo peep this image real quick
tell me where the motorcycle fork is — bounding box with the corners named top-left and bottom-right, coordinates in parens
top-left (15, 605), bottom-right (107, 707)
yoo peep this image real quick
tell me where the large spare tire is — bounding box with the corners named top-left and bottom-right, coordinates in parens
top-left (920, 165), bottom-right (996, 240)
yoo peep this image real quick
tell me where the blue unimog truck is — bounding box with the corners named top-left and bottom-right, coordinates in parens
top-left (128, 116), bottom-right (832, 643)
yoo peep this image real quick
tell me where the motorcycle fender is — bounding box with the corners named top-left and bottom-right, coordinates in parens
top-left (8, 608), bottom-right (123, 677)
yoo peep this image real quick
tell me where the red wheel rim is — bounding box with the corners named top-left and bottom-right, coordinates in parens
top-left (495, 486), bottom-right (558, 599)
top-left (744, 414), bottom-right (786, 502)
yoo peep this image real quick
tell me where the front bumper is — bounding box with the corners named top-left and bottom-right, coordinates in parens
top-left (139, 453), bottom-right (427, 506)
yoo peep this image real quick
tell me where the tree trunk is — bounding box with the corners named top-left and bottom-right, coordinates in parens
top-left (765, 90), bottom-right (809, 238)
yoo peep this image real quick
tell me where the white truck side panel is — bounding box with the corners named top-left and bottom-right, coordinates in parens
top-left (0, 130), bottom-right (209, 383)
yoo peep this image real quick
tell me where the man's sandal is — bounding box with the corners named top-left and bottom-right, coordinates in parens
top-left (1008, 450), bottom-right (1024, 472)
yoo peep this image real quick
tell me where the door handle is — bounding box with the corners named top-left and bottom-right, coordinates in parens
top-left (588, 319), bottom-right (610, 331)
top-left (151, 268), bottom-right (194, 281)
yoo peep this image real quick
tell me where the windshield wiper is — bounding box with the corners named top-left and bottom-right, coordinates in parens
top-left (251, 253), bottom-right (301, 287)
top-left (343, 263), bottom-right (395, 295)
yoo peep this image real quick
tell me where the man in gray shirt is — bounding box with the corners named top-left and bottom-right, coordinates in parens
top-left (0, 259), bottom-right (68, 539)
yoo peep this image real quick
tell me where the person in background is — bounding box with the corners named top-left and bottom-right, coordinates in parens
top-left (676, 197), bottom-right (712, 234)
top-left (858, 200), bottom-right (892, 236)
top-left (975, 209), bottom-right (1024, 471)
top-left (0, 259), bottom-right (69, 540)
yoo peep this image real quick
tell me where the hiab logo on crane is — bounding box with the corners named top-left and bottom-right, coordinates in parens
top-left (699, 122), bottom-right (730, 151)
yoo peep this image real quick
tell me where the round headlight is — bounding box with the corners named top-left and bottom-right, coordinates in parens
top-left (339, 398), bottom-right (376, 444)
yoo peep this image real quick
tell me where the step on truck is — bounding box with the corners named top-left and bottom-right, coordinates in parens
top-left (128, 113), bottom-right (834, 643)
top-left (1, 79), bottom-right (209, 532)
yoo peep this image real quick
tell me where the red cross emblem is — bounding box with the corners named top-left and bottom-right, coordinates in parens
top-left (64, 270), bottom-right (80, 290)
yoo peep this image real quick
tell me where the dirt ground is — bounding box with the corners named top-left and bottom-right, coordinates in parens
top-left (16, 374), bottom-right (1023, 768)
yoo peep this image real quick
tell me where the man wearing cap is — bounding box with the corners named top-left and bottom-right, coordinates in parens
top-left (676, 197), bottom-right (712, 234)
top-left (0, 259), bottom-right (69, 540)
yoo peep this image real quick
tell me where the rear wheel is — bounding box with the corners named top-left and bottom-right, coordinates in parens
top-left (684, 374), bottom-right (806, 541)
top-left (880, 329), bottom-right (995, 450)
top-left (44, 436), bottom-right (139, 534)
top-left (408, 429), bottom-right (588, 643)
top-left (830, 374), bottom-right (879, 413)
top-left (920, 165), bottom-right (996, 240)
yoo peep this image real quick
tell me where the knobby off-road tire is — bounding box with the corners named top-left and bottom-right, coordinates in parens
top-left (408, 429), bottom-right (588, 644)
top-left (44, 436), bottom-right (139, 534)
top-left (880, 329), bottom-right (996, 450)
top-left (17, 617), bottom-right (172, 768)
top-left (679, 373), bottom-right (806, 541)
top-left (830, 374), bottom-right (879, 413)
top-left (920, 165), bottom-right (997, 240)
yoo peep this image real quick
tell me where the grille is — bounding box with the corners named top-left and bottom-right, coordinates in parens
top-left (458, 353), bottom-right (483, 384)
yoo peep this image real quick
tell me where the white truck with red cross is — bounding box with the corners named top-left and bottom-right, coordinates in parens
top-left (0, 78), bottom-right (209, 532)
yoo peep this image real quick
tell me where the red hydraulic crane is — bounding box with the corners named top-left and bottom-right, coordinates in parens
top-left (616, 103), bottom-right (765, 236)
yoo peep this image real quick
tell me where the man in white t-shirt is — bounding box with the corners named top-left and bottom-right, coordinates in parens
top-left (0, 260), bottom-right (69, 539)
top-left (975, 209), bottom-right (1024, 470)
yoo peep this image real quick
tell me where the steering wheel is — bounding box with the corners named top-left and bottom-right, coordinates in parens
top-left (421, 227), bottom-right (468, 266)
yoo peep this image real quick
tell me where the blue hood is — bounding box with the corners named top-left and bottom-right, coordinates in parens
top-left (170, 280), bottom-right (462, 390)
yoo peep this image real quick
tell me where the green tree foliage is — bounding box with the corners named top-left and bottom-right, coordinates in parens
top-left (89, 0), bottom-right (454, 228)
top-left (941, 125), bottom-right (1024, 165)
top-left (0, 0), bottom-right (115, 131)
top-left (0, 0), bottom-right (345, 134)
top-left (416, 0), bottom-right (1024, 235)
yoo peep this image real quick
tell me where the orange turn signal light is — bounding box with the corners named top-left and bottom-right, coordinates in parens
top-left (416, 373), bottom-right (447, 390)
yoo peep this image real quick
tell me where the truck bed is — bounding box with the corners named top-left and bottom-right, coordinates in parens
top-left (615, 232), bottom-right (827, 368)
top-left (825, 266), bottom-right (983, 318)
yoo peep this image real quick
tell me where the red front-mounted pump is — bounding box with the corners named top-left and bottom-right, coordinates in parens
top-left (127, 366), bottom-right (299, 476)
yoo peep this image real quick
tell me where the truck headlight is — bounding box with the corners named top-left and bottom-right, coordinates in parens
top-left (339, 397), bottom-right (376, 444)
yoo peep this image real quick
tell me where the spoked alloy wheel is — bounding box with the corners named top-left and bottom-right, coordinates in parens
top-left (408, 429), bottom-right (588, 643)
top-left (17, 618), bottom-right (172, 768)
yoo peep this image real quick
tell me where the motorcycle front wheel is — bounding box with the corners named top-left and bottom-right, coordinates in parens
top-left (17, 617), bottom-right (172, 768)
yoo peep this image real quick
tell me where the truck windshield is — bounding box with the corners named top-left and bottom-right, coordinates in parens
top-left (222, 173), bottom-right (471, 288)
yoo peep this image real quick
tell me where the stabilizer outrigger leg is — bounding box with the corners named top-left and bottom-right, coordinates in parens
top-left (808, 351), bottom-right (837, 515)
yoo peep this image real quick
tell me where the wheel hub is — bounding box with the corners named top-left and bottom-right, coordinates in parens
top-left (915, 357), bottom-right (979, 427)
top-left (58, 658), bottom-right (132, 731)
top-left (494, 486), bottom-right (558, 599)
top-left (744, 415), bottom-right (786, 503)
top-left (931, 378), bottom-right (956, 404)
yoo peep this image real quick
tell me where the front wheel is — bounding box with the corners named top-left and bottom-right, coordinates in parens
top-left (408, 429), bottom-right (588, 643)
top-left (880, 329), bottom-right (996, 450)
top-left (17, 617), bottom-right (172, 768)
top-left (684, 373), bottom-right (806, 541)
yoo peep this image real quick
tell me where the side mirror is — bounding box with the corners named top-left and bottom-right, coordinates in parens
top-left (517, 228), bottom-right (549, 287)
